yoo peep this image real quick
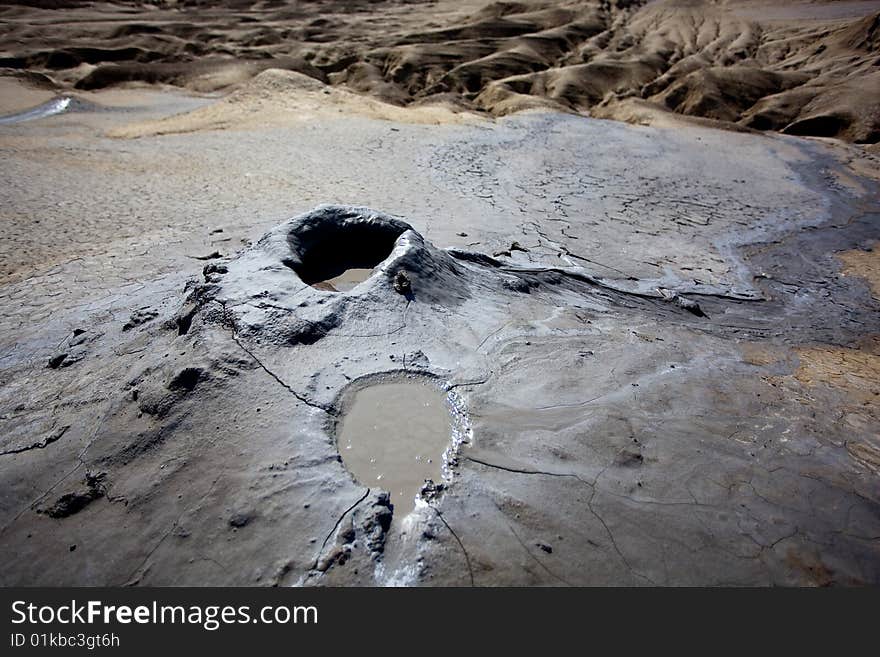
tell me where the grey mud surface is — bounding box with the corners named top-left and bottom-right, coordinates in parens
top-left (0, 92), bottom-right (878, 586)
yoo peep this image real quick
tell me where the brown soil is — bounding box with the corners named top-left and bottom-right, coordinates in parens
top-left (838, 243), bottom-right (880, 298)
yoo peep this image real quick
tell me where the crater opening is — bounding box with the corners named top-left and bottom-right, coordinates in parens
top-left (335, 375), bottom-right (469, 519)
top-left (285, 211), bottom-right (408, 292)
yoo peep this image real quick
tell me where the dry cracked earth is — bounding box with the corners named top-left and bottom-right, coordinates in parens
top-left (0, 0), bottom-right (879, 586)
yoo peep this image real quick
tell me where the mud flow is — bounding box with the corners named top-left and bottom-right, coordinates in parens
top-left (0, 96), bottom-right (71, 125)
top-left (337, 380), bottom-right (453, 515)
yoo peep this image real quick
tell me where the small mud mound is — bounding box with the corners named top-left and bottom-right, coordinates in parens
top-left (284, 206), bottom-right (411, 292)
top-left (190, 204), bottom-right (474, 345)
top-left (190, 204), bottom-right (718, 349)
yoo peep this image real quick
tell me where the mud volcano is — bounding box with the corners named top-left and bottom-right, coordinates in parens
top-left (283, 209), bottom-right (411, 292)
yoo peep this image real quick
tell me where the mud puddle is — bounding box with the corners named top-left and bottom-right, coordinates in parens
top-left (337, 378), bottom-right (462, 517)
top-left (313, 267), bottom-right (374, 292)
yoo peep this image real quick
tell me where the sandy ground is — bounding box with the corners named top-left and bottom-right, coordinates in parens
top-left (0, 1), bottom-right (879, 587)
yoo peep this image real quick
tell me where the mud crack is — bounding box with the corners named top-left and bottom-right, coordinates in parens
top-left (429, 505), bottom-right (475, 587)
top-left (311, 487), bottom-right (371, 571)
top-left (217, 301), bottom-right (334, 414)
top-left (466, 455), bottom-right (658, 585)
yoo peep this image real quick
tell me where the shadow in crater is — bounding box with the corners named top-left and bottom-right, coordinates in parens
top-left (283, 207), bottom-right (410, 291)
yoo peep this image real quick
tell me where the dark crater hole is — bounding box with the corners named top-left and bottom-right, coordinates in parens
top-left (284, 209), bottom-right (410, 291)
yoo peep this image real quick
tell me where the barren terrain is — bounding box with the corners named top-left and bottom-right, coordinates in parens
top-left (1, 1), bottom-right (879, 142)
top-left (0, 1), bottom-right (878, 586)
